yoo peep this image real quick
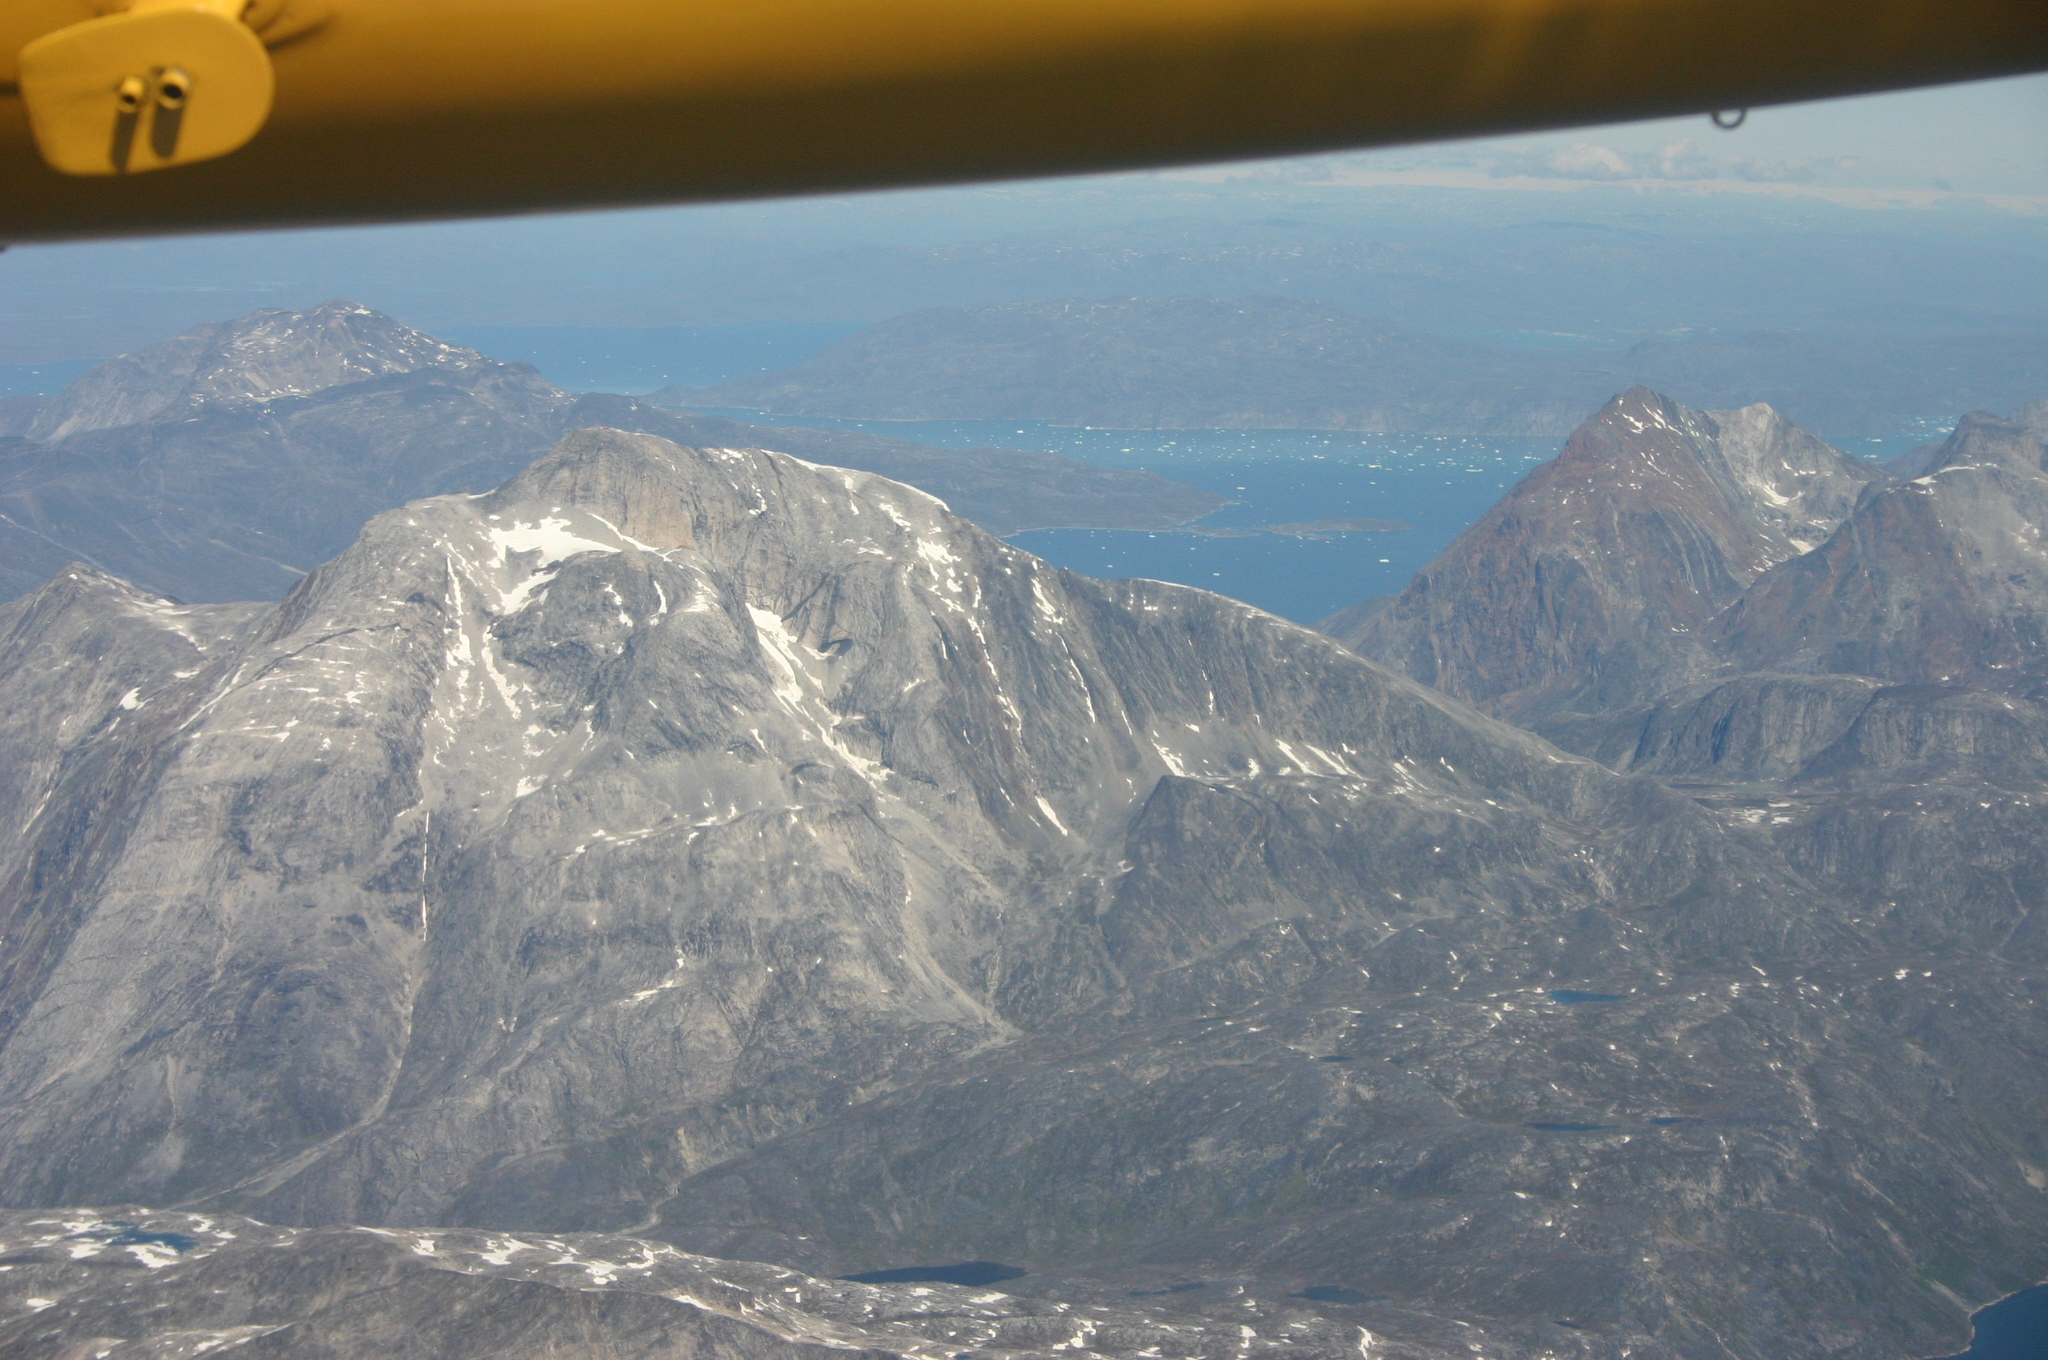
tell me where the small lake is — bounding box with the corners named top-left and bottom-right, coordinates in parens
top-left (1935, 1284), bottom-right (2048, 1360)
top-left (698, 415), bottom-right (1932, 625)
top-left (841, 1261), bottom-right (1026, 1287)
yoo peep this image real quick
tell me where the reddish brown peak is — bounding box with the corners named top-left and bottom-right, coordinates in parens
top-left (1609, 384), bottom-right (1680, 417)
top-left (1547, 387), bottom-right (1711, 484)
top-left (1571, 387), bottom-right (1690, 445)
top-left (1922, 411), bottom-right (2046, 478)
top-left (1608, 385), bottom-right (1701, 434)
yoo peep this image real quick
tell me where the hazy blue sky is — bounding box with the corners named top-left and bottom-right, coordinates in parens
top-left (3, 72), bottom-right (2044, 368)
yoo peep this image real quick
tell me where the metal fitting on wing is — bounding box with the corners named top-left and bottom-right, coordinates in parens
top-left (16, 0), bottom-right (277, 174)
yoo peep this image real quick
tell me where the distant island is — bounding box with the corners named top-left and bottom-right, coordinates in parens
top-left (662, 296), bottom-right (1604, 435)
top-left (1181, 515), bottom-right (1412, 539)
top-left (661, 295), bottom-right (2048, 437)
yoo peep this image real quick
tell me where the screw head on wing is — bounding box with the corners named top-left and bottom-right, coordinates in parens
top-left (18, 0), bottom-right (274, 175)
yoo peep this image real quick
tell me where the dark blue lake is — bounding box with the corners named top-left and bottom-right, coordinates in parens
top-left (1936, 1285), bottom-right (2048, 1360)
top-left (841, 1261), bottom-right (1025, 1287)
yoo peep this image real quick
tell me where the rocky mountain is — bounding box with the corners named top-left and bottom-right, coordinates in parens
top-left (1534, 408), bottom-right (2048, 779)
top-left (1874, 403), bottom-right (2047, 482)
top-left (662, 296), bottom-right (2048, 437)
top-left (25, 302), bottom-right (488, 444)
top-left (1332, 389), bottom-right (1884, 724)
top-left (1327, 391), bottom-right (2048, 799)
top-left (667, 297), bottom-right (1615, 435)
top-left (0, 303), bottom-right (1223, 604)
top-left (1877, 439), bottom-right (1945, 479)
top-left (1717, 413), bottom-right (2048, 687)
top-left (1, 426), bottom-right (2044, 1360)
top-left (1316, 392), bottom-right (2048, 1360)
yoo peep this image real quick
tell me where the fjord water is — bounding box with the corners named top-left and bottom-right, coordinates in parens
top-left (701, 414), bottom-right (1553, 620)
top-left (702, 414), bottom-right (1930, 623)
top-left (1011, 428), bottom-right (1547, 622)
top-left (1935, 1286), bottom-right (2048, 1360)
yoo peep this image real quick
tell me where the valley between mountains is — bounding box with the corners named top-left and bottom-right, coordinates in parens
top-left (0, 312), bottom-right (2042, 1360)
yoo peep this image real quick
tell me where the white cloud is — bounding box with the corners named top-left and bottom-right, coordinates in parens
top-left (1482, 138), bottom-right (1832, 184)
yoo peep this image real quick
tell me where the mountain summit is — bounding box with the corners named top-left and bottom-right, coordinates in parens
top-left (0, 427), bottom-right (1720, 1224)
top-left (25, 300), bottom-right (484, 442)
top-left (1335, 388), bottom-right (1882, 722)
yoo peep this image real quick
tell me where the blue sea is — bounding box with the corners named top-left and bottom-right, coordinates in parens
top-left (701, 414), bottom-right (1935, 626)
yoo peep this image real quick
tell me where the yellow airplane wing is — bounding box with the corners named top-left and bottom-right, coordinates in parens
top-left (2, 0), bottom-right (2044, 241)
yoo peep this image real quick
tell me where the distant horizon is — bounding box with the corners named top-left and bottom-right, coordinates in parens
top-left (1176, 70), bottom-right (2048, 202)
top-left (2, 71), bottom-right (2043, 367)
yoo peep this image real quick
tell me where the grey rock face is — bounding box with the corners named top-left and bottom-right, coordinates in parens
top-left (0, 306), bottom-right (1223, 605)
top-left (1876, 440), bottom-right (1945, 480)
top-left (1, 429), bottom-right (2044, 1360)
top-left (1875, 397), bottom-right (2043, 481)
top-left (1524, 414), bottom-right (2048, 995)
top-left (0, 428), bottom-right (1728, 1224)
top-left (1719, 413), bottom-right (2048, 687)
top-left (1339, 389), bottom-right (1883, 723)
top-left (1330, 398), bottom-right (2048, 967)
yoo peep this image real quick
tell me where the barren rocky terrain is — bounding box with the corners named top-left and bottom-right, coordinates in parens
top-left (1, 310), bottom-right (2044, 1359)
top-left (0, 412), bottom-right (2041, 1360)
